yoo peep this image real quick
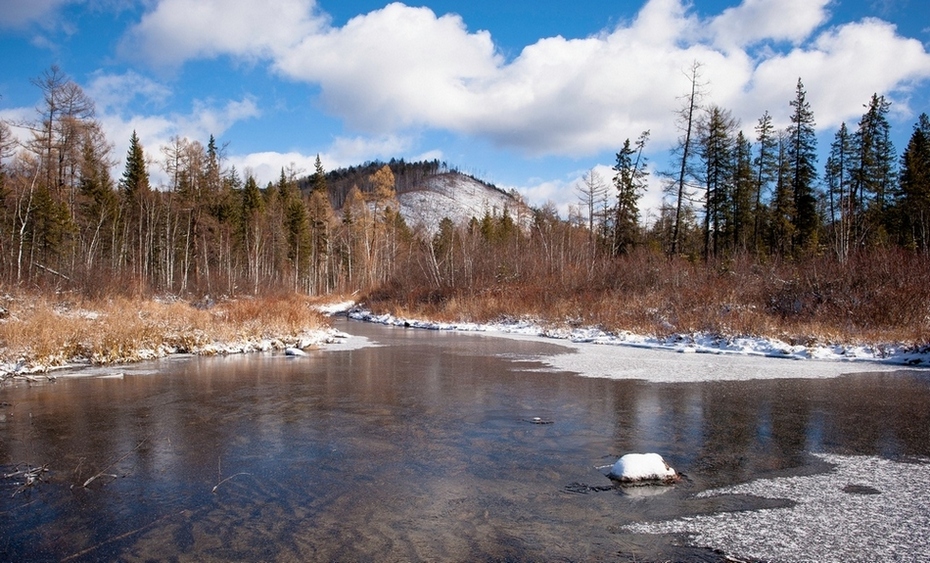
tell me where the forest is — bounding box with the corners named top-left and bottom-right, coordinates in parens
top-left (1, 66), bottom-right (930, 354)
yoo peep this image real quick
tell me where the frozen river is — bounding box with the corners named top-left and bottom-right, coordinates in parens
top-left (1, 318), bottom-right (928, 561)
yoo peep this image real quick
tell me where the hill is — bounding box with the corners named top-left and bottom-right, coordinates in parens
top-left (396, 172), bottom-right (532, 233)
top-left (303, 159), bottom-right (532, 233)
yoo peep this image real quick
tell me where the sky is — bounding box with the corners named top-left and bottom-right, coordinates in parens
top-left (2, 0), bottom-right (930, 222)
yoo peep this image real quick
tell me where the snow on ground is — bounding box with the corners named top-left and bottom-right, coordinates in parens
top-left (397, 174), bottom-right (531, 234)
top-left (348, 308), bottom-right (930, 382)
top-left (624, 453), bottom-right (930, 563)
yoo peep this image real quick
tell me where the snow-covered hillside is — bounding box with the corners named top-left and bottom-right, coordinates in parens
top-left (396, 173), bottom-right (532, 233)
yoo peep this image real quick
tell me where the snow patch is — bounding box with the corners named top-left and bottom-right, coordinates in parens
top-left (348, 308), bottom-right (928, 382)
top-left (624, 453), bottom-right (930, 563)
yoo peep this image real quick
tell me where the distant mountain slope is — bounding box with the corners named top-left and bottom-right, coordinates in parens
top-left (397, 172), bottom-right (531, 233)
top-left (311, 160), bottom-right (531, 233)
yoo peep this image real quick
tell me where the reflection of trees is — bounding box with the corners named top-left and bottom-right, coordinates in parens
top-left (817, 373), bottom-right (930, 456)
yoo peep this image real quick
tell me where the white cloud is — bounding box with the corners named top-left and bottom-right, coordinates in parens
top-left (327, 134), bottom-right (414, 167)
top-left (0, 0), bottom-right (74, 28)
top-left (120, 0), bottom-right (325, 67)
top-left (708, 0), bottom-right (832, 49)
top-left (742, 18), bottom-right (930, 130)
top-left (86, 70), bottom-right (172, 112)
top-left (231, 151), bottom-right (319, 186)
top-left (121, 0), bottom-right (930, 161)
top-left (274, 3), bottom-right (501, 132)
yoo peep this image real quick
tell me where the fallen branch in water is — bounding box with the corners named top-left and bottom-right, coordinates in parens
top-left (212, 457), bottom-right (251, 494)
top-left (4, 463), bottom-right (49, 497)
top-left (81, 439), bottom-right (147, 488)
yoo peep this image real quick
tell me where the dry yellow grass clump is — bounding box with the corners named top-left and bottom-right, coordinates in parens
top-left (0, 292), bottom-right (329, 371)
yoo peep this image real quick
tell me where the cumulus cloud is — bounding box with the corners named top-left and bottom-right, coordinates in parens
top-left (119, 0), bottom-right (326, 67)
top-left (274, 3), bottom-right (501, 132)
top-left (707, 0), bottom-right (832, 49)
top-left (122, 0), bottom-right (930, 164)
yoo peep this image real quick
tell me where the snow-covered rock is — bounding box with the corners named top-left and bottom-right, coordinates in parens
top-left (284, 347), bottom-right (308, 357)
top-left (607, 453), bottom-right (678, 484)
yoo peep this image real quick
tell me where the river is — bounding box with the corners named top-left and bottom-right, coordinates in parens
top-left (1, 318), bottom-right (929, 562)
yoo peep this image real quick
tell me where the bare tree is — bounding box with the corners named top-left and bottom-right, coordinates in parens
top-left (667, 61), bottom-right (706, 255)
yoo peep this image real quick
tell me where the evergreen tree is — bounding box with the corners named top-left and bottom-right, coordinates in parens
top-left (770, 132), bottom-right (796, 255)
top-left (118, 131), bottom-right (150, 279)
top-left (310, 154), bottom-right (328, 194)
top-left (612, 131), bottom-right (649, 255)
top-left (853, 94), bottom-right (896, 240)
top-left (732, 131), bottom-right (755, 252)
top-left (753, 111), bottom-right (778, 252)
top-left (786, 78), bottom-right (820, 253)
top-left (697, 106), bottom-right (737, 259)
top-left (897, 113), bottom-right (930, 251)
top-left (825, 122), bottom-right (855, 260)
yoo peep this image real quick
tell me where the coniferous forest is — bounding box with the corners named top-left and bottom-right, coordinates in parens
top-left (2, 66), bottom-right (930, 350)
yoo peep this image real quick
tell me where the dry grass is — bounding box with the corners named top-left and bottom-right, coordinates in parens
top-left (371, 247), bottom-right (930, 349)
top-left (0, 292), bottom-right (328, 370)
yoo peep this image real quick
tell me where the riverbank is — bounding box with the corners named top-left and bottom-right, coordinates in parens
top-left (348, 307), bottom-right (930, 369)
top-left (0, 292), bottom-right (346, 381)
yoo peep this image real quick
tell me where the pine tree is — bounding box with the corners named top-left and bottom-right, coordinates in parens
top-left (732, 131), bottom-right (755, 252)
top-left (787, 78), bottom-right (820, 253)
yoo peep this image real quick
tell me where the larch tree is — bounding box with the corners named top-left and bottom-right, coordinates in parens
top-left (668, 61), bottom-right (705, 256)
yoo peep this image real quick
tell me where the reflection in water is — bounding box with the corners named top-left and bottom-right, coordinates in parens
top-left (1, 319), bottom-right (928, 561)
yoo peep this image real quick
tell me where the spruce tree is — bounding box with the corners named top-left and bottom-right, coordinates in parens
top-left (898, 113), bottom-right (930, 251)
top-left (697, 106), bottom-right (737, 259)
top-left (853, 94), bottom-right (896, 240)
top-left (825, 122), bottom-right (855, 260)
top-left (787, 78), bottom-right (820, 253)
top-left (310, 154), bottom-right (328, 194)
top-left (753, 111), bottom-right (778, 252)
top-left (612, 131), bottom-right (649, 255)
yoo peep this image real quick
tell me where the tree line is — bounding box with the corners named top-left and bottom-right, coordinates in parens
top-left (1, 65), bottom-right (929, 302)
top-left (584, 64), bottom-right (930, 262)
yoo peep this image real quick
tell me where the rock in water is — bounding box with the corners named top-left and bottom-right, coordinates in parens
top-left (284, 347), bottom-right (308, 357)
top-left (608, 453), bottom-right (678, 484)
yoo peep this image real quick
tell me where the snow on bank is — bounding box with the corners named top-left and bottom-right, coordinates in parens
top-left (348, 308), bottom-right (930, 382)
top-left (624, 453), bottom-right (930, 563)
top-left (0, 327), bottom-right (353, 381)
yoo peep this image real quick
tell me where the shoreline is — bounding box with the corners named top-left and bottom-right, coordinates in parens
top-left (4, 296), bottom-right (928, 385)
top-left (346, 307), bottom-right (930, 370)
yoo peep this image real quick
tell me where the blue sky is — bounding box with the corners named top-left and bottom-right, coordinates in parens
top-left (2, 0), bottom-right (930, 221)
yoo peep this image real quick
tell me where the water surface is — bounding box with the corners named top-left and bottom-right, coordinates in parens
top-left (1, 319), bottom-right (928, 561)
